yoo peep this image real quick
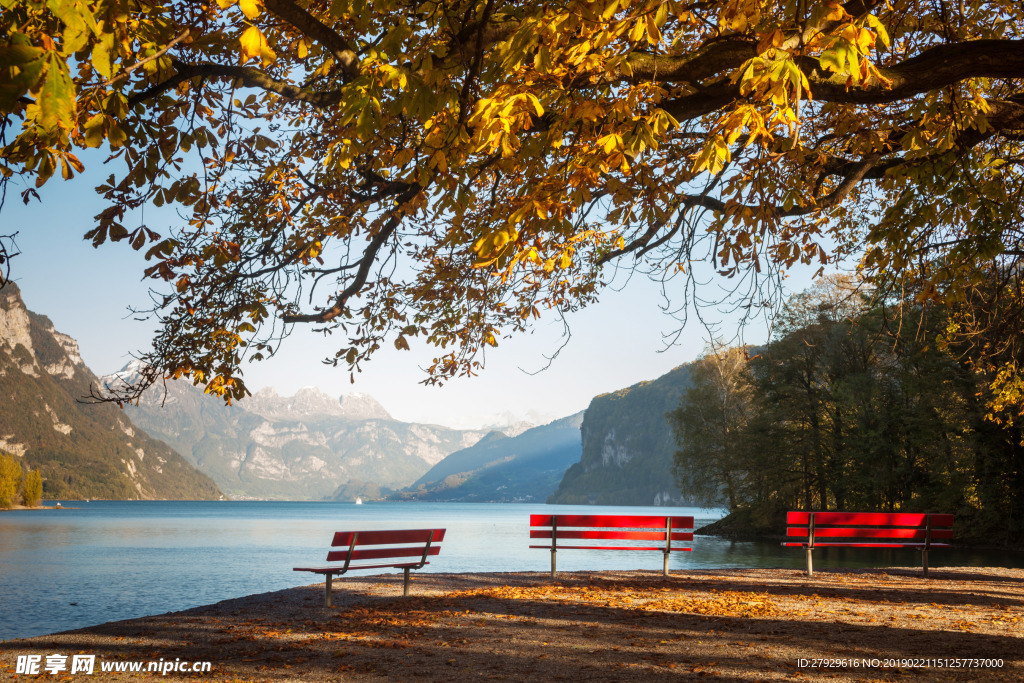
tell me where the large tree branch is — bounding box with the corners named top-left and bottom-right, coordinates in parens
top-left (659, 39), bottom-right (1024, 122)
top-left (804, 40), bottom-right (1024, 104)
top-left (617, 0), bottom-right (883, 85)
top-left (129, 61), bottom-right (341, 107)
top-left (263, 0), bottom-right (359, 80)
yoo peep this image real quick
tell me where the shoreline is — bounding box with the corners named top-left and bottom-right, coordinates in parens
top-left (0, 504), bottom-right (71, 511)
top-left (3, 566), bottom-right (1022, 681)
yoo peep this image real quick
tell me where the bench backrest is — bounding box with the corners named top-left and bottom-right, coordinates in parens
top-left (326, 528), bottom-right (445, 569)
top-left (787, 512), bottom-right (954, 548)
top-left (530, 514), bottom-right (693, 551)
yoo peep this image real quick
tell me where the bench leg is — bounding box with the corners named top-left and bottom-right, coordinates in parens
top-left (806, 547), bottom-right (813, 577)
top-left (324, 573), bottom-right (333, 608)
top-left (550, 549), bottom-right (556, 579)
top-left (922, 550), bottom-right (929, 578)
top-left (403, 567), bottom-right (411, 597)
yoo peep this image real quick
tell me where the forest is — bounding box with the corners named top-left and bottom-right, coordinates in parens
top-left (671, 277), bottom-right (1024, 548)
top-left (0, 452), bottom-right (42, 508)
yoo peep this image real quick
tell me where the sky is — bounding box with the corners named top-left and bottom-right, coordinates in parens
top-left (2, 155), bottom-right (822, 430)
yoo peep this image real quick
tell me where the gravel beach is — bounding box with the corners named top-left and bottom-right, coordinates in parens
top-left (2, 567), bottom-right (1023, 681)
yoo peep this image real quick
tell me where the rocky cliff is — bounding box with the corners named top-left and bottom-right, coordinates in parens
top-left (547, 364), bottom-right (694, 506)
top-left (105, 364), bottom-right (490, 500)
top-left (0, 283), bottom-right (223, 500)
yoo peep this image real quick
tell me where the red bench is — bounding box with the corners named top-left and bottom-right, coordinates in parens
top-left (784, 512), bottom-right (953, 577)
top-left (530, 514), bottom-right (693, 578)
top-left (294, 528), bottom-right (445, 606)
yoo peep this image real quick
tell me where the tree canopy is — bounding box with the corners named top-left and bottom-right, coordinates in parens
top-left (2, 0), bottom-right (1024, 411)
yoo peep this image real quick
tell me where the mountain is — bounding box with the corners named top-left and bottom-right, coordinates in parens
top-left (104, 365), bottom-right (490, 500)
top-left (245, 386), bottom-right (392, 422)
top-left (386, 412), bottom-right (584, 502)
top-left (547, 364), bottom-right (694, 506)
top-left (0, 283), bottom-right (223, 500)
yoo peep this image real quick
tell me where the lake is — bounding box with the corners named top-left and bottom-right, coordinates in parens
top-left (2, 500), bottom-right (1021, 641)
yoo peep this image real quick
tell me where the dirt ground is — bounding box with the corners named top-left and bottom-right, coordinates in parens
top-left (2, 567), bottom-right (1023, 681)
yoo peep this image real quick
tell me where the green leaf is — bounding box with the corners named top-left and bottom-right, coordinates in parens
top-left (92, 34), bottom-right (115, 80)
top-left (0, 35), bottom-right (46, 111)
top-left (819, 49), bottom-right (845, 74)
top-left (46, 0), bottom-right (91, 54)
top-left (82, 113), bottom-right (105, 147)
top-left (39, 54), bottom-right (76, 130)
top-left (866, 14), bottom-right (891, 49)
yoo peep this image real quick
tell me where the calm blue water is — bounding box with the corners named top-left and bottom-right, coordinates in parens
top-left (1, 501), bottom-right (1021, 641)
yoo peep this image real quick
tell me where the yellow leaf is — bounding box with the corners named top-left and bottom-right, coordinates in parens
top-left (866, 14), bottom-right (891, 49)
top-left (238, 0), bottom-right (262, 19)
top-left (239, 26), bottom-right (266, 63)
top-left (260, 44), bottom-right (277, 66)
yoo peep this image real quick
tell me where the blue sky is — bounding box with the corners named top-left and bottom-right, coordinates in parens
top-left (3, 158), bottom-right (818, 429)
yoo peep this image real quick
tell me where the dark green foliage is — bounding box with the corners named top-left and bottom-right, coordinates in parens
top-left (671, 279), bottom-right (1024, 547)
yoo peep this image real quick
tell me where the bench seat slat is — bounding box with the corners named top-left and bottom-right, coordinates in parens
top-left (530, 529), bottom-right (693, 541)
top-left (787, 527), bottom-right (954, 540)
top-left (326, 545), bottom-right (442, 562)
top-left (331, 529), bottom-right (446, 546)
top-left (529, 544), bottom-right (692, 552)
top-left (782, 542), bottom-right (951, 549)
top-left (787, 512), bottom-right (954, 527)
top-left (529, 514), bottom-right (694, 528)
top-left (294, 561), bottom-right (431, 574)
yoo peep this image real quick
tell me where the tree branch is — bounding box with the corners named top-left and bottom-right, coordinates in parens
top-left (817, 97), bottom-right (1024, 179)
top-left (106, 29), bottom-right (192, 87)
top-left (659, 40), bottom-right (1024, 122)
top-left (129, 61), bottom-right (341, 107)
top-left (263, 0), bottom-right (359, 80)
top-left (281, 183), bottom-right (420, 324)
top-left (803, 39), bottom-right (1024, 105)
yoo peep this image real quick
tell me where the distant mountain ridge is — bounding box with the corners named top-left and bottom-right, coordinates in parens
top-left (103, 365), bottom-right (495, 500)
top-left (245, 386), bottom-right (392, 422)
top-left (548, 364), bottom-right (693, 506)
top-left (387, 411), bottom-right (584, 503)
top-left (0, 283), bottom-right (222, 500)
